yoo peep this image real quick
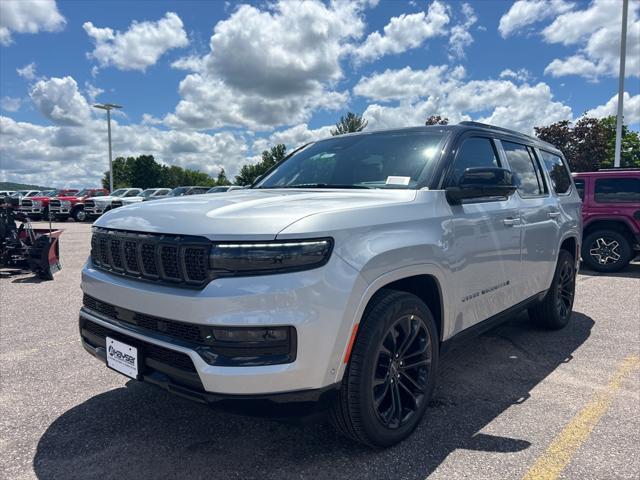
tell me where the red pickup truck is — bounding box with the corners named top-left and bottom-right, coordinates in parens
top-left (49, 188), bottom-right (109, 222)
top-left (19, 189), bottom-right (78, 219)
top-left (574, 169), bottom-right (640, 272)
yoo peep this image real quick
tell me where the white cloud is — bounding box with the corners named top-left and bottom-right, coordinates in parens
top-left (352, 0), bottom-right (449, 64)
top-left (498, 0), bottom-right (573, 38)
top-left (84, 82), bottom-right (103, 103)
top-left (585, 92), bottom-right (640, 124)
top-left (1, 96), bottom-right (22, 112)
top-left (16, 62), bottom-right (38, 81)
top-left (542, 0), bottom-right (640, 79)
top-left (0, 0), bottom-right (65, 45)
top-left (251, 123), bottom-right (333, 157)
top-left (83, 12), bottom-right (188, 71)
top-left (29, 76), bottom-right (92, 126)
top-left (355, 65), bottom-right (572, 133)
top-left (499, 68), bottom-right (532, 82)
top-left (166, 0), bottom-right (364, 131)
top-left (448, 3), bottom-right (477, 60)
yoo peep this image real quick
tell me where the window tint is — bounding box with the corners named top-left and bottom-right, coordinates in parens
top-left (124, 190), bottom-right (140, 197)
top-left (539, 150), bottom-right (572, 194)
top-left (449, 137), bottom-right (499, 185)
top-left (257, 132), bottom-right (444, 190)
top-left (94, 191), bottom-right (106, 197)
top-left (502, 141), bottom-right (543, 196)
top-left (594, 178), bottom-right (640, 203)
top-left (574, 179), bottom-right (585, 200)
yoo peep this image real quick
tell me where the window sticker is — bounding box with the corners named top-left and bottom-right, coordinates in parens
top-left (386, 176), bottom-right (411, 185)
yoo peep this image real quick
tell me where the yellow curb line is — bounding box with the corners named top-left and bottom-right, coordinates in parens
top-left (522, 354), bottom-right (640, 480)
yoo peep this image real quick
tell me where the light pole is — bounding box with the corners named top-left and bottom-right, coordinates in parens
top-left (93, 103), bottom-right (122, 192)
top-left (614, 0), bottom-right (629, 168)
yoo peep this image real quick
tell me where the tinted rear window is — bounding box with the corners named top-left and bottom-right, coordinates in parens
top-left (594, 178), bottom-right (640, 203)
top-left (574, 179), bottom-right (585, 200)
top-left (539, 150), bottom-right (572, 194)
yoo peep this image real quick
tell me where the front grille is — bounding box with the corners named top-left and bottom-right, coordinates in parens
top-left (91, 227), bottom-right (211, 288)
top-left (83, 294), bottom-right (202, 343)
top-left (50, 200), bottom-right (61, 208)
top-left (21, 199), bottom-right (32, 207)
top-left (111, 200), bottom-right (123, 208)
top-left (81, 319), bottom-right (197, 373)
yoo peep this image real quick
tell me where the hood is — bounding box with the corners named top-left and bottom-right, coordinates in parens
top-left (54, 195), bottom-right (82, 201)
top-left (95, 189), bottom-right (417, 239)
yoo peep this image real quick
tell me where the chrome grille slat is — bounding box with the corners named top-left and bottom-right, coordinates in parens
top-left (91, 228), bottom-right (210, 288)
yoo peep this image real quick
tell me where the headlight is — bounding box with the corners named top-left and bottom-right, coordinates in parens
top-left (61, 200), bottom-right (71, 207)
top-left (210, 238), bottom-right (333, 276)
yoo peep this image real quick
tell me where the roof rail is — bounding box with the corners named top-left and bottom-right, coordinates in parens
top-left (458, 121), bottom-right (541, 143)
top-left (597, 167), bottom-right (640, 171)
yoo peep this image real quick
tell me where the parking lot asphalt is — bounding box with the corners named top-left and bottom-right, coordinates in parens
top-left (1, 221), bottom-right (639, 480)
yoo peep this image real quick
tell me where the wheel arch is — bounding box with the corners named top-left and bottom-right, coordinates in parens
top-left (583, 218), bottom-right (636, 242)
top-left (335, 265), bottom-right (448, 383)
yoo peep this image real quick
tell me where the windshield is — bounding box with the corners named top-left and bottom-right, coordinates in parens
top-left (255, 132), bottom-right (445, 190)
top-left (74, 189), bottom-right (90, 197)
top-left (207, 186), bottom-right (228, 193)
top-left (139, 189), bottom-right (157, 197)
top-left (168, 187), bottom-right (189, 196)
top-left (110, 189), bottom-right (127, 196)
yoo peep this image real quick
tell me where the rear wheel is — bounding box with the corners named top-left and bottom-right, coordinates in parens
top-left (329, 290), bottom-right (438, 447)
top-left (529, 249), bottom-right (576, 330)
top-left (582, 230), bottom-right (632, 273)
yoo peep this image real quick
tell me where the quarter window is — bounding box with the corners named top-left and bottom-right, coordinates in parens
top-left (594, 178), bottom-right (640, 203)
top-left (539, 150), bottom-right (572, 194)
top-left (502, 141), bottom-right (543, 196)
top-left (574, 179), bottom-right (585, 200)
top-left (448, 137), bottom-right (499, 186)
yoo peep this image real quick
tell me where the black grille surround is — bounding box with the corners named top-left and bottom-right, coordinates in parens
top-left (91, 227), bottom-right (212, 288)
top-left (49, 199), bottom-right (61, 208)
top-left (21, 199), bottom-right (33, 207)
top-left (82, 294), bottom-right (297, 367)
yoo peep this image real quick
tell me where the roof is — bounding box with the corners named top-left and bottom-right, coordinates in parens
top-left (573, 169), bottom-right (640, 178)
top-left (314, 121), bottom-right (559, 152)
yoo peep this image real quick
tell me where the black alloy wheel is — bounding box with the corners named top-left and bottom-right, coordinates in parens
top-left (372, 314), bottom-right (432, 429)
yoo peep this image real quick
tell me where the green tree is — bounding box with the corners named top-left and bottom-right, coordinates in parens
top-left (102, 157), bottom-right (131, 189)
top-left (235, 144), bottom-right (287, 185)
top-left (535, 118), bottom-right (612, 172)
top-left (425, 115), bottom-right (449, 125)
top-left (216, 168), bottom-right (230, 186)
top-left (598, 116), bottom-right (640, 168)
top-left (331, 112), bottom-right (368, 135)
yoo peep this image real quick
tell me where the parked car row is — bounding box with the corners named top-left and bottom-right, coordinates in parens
top-left (13, 184), bottom-right (245, 222)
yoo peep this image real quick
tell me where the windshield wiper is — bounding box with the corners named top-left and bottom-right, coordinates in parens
top-left (259, 183), bottom-right (371, 189)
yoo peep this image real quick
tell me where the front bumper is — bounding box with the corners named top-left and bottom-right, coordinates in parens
top-left (84, 205), bottom-right (106, 216)
top-left (50, 206), bottom-right (71, 215)
top-left (80, 253), bottom-right (365, 396)
top-left (19, 206), bottom-right (43, 214)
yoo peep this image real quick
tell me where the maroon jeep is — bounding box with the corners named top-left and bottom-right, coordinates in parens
top-left (574, 169), bottom-right (640, 272)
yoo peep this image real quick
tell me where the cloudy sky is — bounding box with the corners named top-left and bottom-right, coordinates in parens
top-left (0, 0), bottom-right (638, 188)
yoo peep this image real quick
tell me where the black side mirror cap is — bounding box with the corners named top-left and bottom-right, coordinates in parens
top-left (446, 167), bottom-right (517, 205)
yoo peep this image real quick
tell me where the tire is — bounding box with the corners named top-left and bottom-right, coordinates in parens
top-left (529, 249), bottom-right (576, 330)
top-left (329, 290), bottom-right (439, 447)
top-left (72, 208), bottom-right (86, 222)
top-left (41, 207), bottom-right (50, 221)
top-left (582, 229), bottom-right (632, 273)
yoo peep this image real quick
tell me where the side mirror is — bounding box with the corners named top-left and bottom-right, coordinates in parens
top-left (446, 167), bottom-right (517, 205)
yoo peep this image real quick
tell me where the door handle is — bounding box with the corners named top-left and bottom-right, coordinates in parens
top-left (548, 211), bottom-right (561, 219)
top-left (503, 217), bottom-right (521, 226)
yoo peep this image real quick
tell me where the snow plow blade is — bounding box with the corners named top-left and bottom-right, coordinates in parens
top-left (27, 229), bottom-right (62, 280)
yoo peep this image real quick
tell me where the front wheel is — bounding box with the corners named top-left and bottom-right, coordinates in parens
top-left (329, 290), bottom-right (439, 447)
top-left (582, 230), bottom-right (632, 273)
top-left (72, 208), bottom-right (86, 222)
top-left (529, 249), bottom-right (576, 330)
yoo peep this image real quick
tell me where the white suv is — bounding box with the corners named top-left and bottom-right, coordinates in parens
top-left (79, 122), bottom-right (581, 447)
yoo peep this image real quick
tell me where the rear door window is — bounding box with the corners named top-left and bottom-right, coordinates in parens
top-left (594, 178), bottom-right (640, 203)
top-left (538, 150), bottom-right (572, 194)
top-left (502, 141), bottom-right (544, 196)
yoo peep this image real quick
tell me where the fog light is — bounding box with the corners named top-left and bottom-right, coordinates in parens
top-left (212, 327), bottom-right (288, 343)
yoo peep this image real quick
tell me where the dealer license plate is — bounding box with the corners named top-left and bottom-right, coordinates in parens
top-left (106, 337), bottom-right (138, 379)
